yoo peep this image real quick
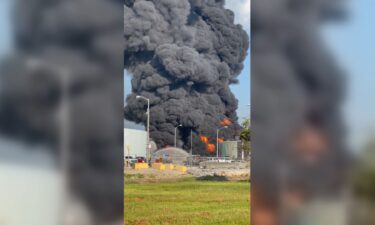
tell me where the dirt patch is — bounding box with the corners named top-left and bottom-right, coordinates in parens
top-left (188, 167), bottom-right (250, 181)
top-left (125, 168), bottom-right (193, 183)
top-left (124, 166), bottom-right (250, 182)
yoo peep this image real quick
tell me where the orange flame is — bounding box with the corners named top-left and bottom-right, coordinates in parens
top-left (207, 143), bottom-right (216, 153)
top-left (200, 135), bottom-right (209, 143)
top-left (217, 138), bottom-right (224, 143)
top-left (200, 135), bottom-right (217, 154)
top-left (220, 118), bottom-right (232, 126)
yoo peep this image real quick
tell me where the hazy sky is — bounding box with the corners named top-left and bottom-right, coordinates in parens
top-left (322, 0), bottom-right (375, 149)
top-left (0, 0), bottom-right (12, 56)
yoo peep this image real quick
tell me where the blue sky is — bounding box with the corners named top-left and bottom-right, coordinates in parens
top-left (0, 0), bottom-right (12, 55)
top-left (225, 0), bottom-right (251, 121)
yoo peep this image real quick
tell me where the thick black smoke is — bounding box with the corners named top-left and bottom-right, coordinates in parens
top-left (124, 0), bottom-right (249, 151)
top-left (251, 0), bottom-right (350, 222)
top-left (0, 0), bottom-right (123, 224)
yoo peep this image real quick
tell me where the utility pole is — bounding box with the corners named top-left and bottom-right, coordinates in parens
top-left (174, 124), bottom-right (182, 148)
top-left (190, 129), bottom-right (193, 166)
top-left (147, 99), bottom-right (150, 162)
top-left (190, 129), bottom-right (193, 155)
top-left (136, 96), bottom-right (150, 163)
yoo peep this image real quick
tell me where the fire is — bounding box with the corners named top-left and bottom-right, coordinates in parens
top-left (200, 135), bottom-right (217, 153)
top-left (200, 135), bottom-right (209, 143)
top-left (207, 143), bottom-right (216, 153)
top-left (220, 118), bottom-right (232, 126)
top-left (217, 137), bottom-right (224, 143)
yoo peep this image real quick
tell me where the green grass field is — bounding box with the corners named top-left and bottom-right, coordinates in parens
top-left (124, 179), bottom-right (250, 225)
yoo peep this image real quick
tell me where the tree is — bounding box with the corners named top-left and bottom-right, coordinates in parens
top-left (352, 136), bottom-right (375, 224)
top-left (240, 118), bottom-right (251, 155)
top-left (354, 136), bottom-right (375, 202)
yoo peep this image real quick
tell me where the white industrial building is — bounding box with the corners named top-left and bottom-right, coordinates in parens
top-left (124, 128), bottom-right (147, 158)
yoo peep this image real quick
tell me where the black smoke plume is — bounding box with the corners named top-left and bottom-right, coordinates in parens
top-left (0, 0), bottom-right (123, 223)
top-left (124, 0), bottom-right (249, 151)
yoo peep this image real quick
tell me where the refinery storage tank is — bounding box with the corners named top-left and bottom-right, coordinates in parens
top-left (219, 141), bottom-right (240, 159)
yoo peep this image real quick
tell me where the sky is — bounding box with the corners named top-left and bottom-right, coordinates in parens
top-left (226, 0), bottom-right (251, 122)
top-left (0, 0), bottom-right (12, 56)
top-left (322, 0), bottom-right (375, 150)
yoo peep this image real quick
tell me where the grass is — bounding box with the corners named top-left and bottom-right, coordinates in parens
top-left (124, 178), bottom-right (250, 225)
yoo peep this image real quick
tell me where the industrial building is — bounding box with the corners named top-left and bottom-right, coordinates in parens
top-left (124, 128), bottom-right (147, 158)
